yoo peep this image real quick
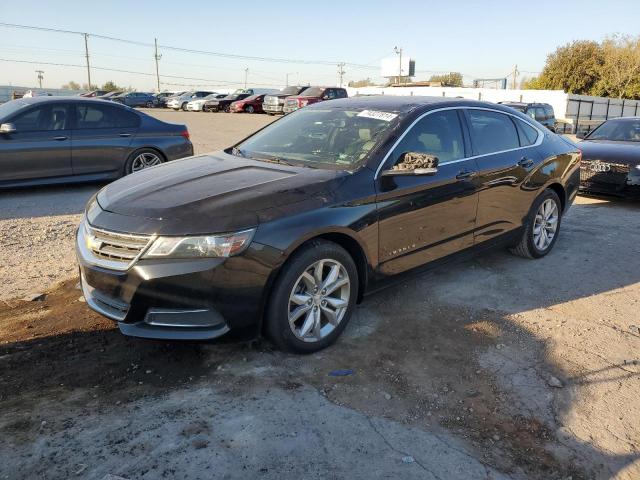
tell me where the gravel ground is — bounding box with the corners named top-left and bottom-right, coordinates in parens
top-left (1, 111), bottom-right (639, 479)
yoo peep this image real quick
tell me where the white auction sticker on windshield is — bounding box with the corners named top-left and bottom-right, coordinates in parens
top-left (357, 110), bottom-right (398, 122)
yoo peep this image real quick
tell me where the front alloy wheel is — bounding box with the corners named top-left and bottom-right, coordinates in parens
top-left (266, 240), bottom-right (358, 353)
top-left (288, 259), bottom-right (350, 342)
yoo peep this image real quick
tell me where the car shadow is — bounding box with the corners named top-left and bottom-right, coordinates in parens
top-left (0, 198), bottom-right (639, 478)
top-left (0, 182), bottom-right (105, 220)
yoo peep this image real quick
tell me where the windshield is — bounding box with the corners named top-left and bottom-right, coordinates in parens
top-left (234, 107), bottom-right (400, 169)
top-left (281, 86), bottom-right (302, 95)
top-left (0, 100), bottom-right (30, 120)
top-left (299, 87), bottom-right (323, 97)
top-left (224, 94), bottom-right (240, 100)
top-left (587, 119), bottom-right (640, 142)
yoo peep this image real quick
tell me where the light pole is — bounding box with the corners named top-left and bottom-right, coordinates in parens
top-left (394, 46), bottom-right (403, 85)
top-left (244, 68), bottom-right (249, 89)
top-left (35, 70), bottom-right (44, 88)
top-left (285, 72), bottom-right (297, 86)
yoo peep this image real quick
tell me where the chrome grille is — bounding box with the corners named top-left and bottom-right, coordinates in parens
top-left (580, 160), bottom-right (629, 186)
top-left (264, 96), bottom-right (279, 106)
top-left (82, 223), bottom-right (153, 270)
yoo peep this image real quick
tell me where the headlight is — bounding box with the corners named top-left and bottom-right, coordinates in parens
top-left (143, 228), bottom-right (255, 259)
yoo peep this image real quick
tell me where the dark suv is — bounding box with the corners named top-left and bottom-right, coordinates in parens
top-left (283, 87), bottom-right (348, 114)
top-left (499, 102), bottom-right (556, 132)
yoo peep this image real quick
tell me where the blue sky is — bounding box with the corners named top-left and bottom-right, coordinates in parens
top-left (1, 0), bottom-right (639, 91)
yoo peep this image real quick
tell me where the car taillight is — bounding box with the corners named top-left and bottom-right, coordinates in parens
top-left (181, 130), bottom-right (190, 141)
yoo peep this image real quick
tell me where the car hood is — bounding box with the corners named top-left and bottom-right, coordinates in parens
top-left (94, 152), bottom-right (345, 235)
top-left (579, 140), bottom-right (640, 165)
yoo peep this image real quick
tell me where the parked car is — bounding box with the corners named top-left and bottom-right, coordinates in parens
top-left (230, 94), bottom-right (266, 113)
top-left (233, 88), bottom-right (279, 96)
top-left (80, 90), bottom-right (109, 97)
top-left (22, 90), bottom-right (52, 98)
top-left (155, 91), bottom-right (181, 108)
top-left (0, 97), bottom-right (193, 188)
top-left (110, 92), bottom-right (158, 108)
top-left (76, 96), bottom-right (580, 352)
top-left (167, 91), bottom-right (214, 111)
top-left (498, 102), bottom-right (556, 132)
top-left (97, 91), bottom-right (124, 100)
top-left (204, 93), bottom-right (252, 112)
top-left (263, 86), bottom-right (309, 115)
top-left (187, 93), bottom-right (226, 112)
top-left (576, 117), bottom-right (640, 197)
top-left (282, 87), bottom-right (348, 114)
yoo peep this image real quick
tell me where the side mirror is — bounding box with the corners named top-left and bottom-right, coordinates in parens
top-left (575, 131), bottom-right (586, 140)
top-left (382, 152), bottom-right (439, 176)
top-left (0, 123), bottom-right (16, 134)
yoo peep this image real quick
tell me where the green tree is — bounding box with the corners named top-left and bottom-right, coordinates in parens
top-left (527, 40), bottom-right (604, 94)
top-left (61, 81), bottom-right (81, 90)
top-left (348, 78), bottom-right (376, 88)
top-left (594, 35), bottom-right (640, 99)
top-left (428, 72), bottom-right (463, 87)
top-left (101, 81), bottom-right (122, 92)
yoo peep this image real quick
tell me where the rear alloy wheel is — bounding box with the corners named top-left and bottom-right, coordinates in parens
top-left (126, 149), bottom-right (164, 175)
top-left (245, 105), bottom-right (255, 114)
top-left (510, 189), bottom-right (562, 259)
top-left (266, 240), bottom-right (358, 353)
top-left (145, 101), bottom-right (154, 108)
top-left (181, 102), bottom-right (188, 111)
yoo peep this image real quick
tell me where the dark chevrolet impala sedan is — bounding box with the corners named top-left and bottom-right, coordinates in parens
top-left (0, 97), bottom-right (192, 188)
top-left (76, 96), bottom-right (580, 353)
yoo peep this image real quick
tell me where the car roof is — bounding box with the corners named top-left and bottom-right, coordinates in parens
top-left (500, 101), bottom-right (550, 107)
top-left (6, 97), bottom-right (141, 110)
top-left (307, 95), bottom-right (523, 115)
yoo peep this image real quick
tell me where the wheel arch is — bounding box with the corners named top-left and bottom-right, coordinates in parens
top-left (124, 146), bottom-right (167, 176)
top-left (545, 182), bottom-right (566, 213)
top-left (258, 229), bottom-right (371, 335)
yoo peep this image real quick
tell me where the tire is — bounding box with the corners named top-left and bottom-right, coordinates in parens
top-left (266, 240), bottom-right (358, 353)
top-left (181, 102), bottom-right (188, 111)
top-left (124, 148), bottom-right (165, 176)
top-left (245, 105), bottom-right (255, 114)
top-left (509, 189), bottom-right (562, 259)
top-left (146, 101), bottom-right (153, 108)
top-left (224, 105), bottom-right (231, 113)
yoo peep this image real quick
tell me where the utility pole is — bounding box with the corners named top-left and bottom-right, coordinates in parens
top-left (154, 38), bottom-right (162, 92)
top-left (244, 68), bottom-right (249, 89)
top-left (84, 33), bottom-right (92, 89)
top-left (511, 64), bottom-right (519, 90)
top-left (35, 70), bottom-right (44, 88)
top-left (394, 46), bottom-right (403, 85)
top-left (337, 63), bottom-right (346, 88)
top-left (285, 72), bottom-right (298, 87)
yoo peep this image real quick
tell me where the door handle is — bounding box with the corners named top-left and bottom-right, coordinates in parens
top-left (52, 136), bottom-right (68, 141)
top-left (119, 133), bottom-right (132, 137)
top-left (456, 170), bottom-right (477, 180)
top-left (518, 157), bottom-right (534, 168)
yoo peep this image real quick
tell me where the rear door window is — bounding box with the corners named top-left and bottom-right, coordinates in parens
top-left (75, 104), bottom-right (140, 129)
top-left (467, 110), bottom-right (520, 155)
top-left (534, 107), bottom-right (547, 121)
top-left (514, 118), bottom-right (539, 147)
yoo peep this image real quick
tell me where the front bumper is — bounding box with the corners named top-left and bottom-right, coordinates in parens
top-left (186, 103), bottom-right (203, 111)
top-left (282, 104), bottom-right (299, 114)
top-left (76, 222), bottom-right (282, 340)
top-left (579, 161), bottom-right (640, 197)
top-left (263, 104), bottom-right (284, 114)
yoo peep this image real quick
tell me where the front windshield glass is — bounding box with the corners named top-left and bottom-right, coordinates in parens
top-left (234, 107), bottom-right (400, 168)
top-left (281, 86), bottom-right (301, 95)
top-left (0, 100), bottom-right (30, 119)
top-left (588, 119), bottom-right (640, 142)
top-left (224, 94), bottom-right (240, 100)
top-left (299, 87), bottom-right (323, 97)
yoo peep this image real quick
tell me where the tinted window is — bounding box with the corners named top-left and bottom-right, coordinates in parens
top-left (514, 119), bottom-right (539, 146)
top-left (11, 104), bottom-right (69, 132)
top-left (534, 107), bottom-right (546, 121)
top-left (468, 110), bottom-right (519, 155)
top-left (75, 104), bottom-right (139, 129)
top-left (587, 119), bottom-right (640, 142)
top-left (300, 87), bottom-right (324, 97)
top-left (543, 105), bottom-right (554, 118)
top-left (393, 110), bottom-right (465, 164)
